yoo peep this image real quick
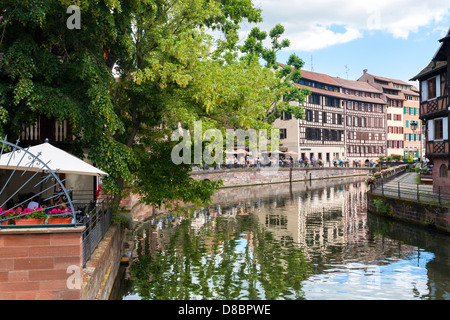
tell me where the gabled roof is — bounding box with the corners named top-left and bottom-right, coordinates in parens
top-left (411, 28), bottom-right (450, 81)
top-left (410, 60), bottom-right (447, 81)
top-left (331, 76), bottom-right (382, 94)
top-left (367, 73), bottom-right (411, 87)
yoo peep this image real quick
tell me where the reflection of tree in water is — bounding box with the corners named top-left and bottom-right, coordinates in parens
top-left (130, 213), bottom-right (312, 300)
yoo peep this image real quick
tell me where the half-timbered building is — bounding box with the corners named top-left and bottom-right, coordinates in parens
top-left (411, 29), bottom-right (450, 193)
top-left (332, 77), bottom-right (387, 164)
top-left (358, 70), bottom-right (422, 159)
top-left (293, 70), bottom-right (346, 162)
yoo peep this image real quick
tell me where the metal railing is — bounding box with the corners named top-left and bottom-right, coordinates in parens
top-left (370, 176), bottom-right (450, 207)
top-left (74, 195), bottom-right (113, 267)
top-left (192, 160), bottom-right (374, 171)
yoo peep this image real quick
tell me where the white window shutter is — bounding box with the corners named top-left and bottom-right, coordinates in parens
top-left (428, 120), bottom-right (434, 141)
top-left (421, 81), bottom-right (428, 101)
top-left (436, 76), bottom-right (441, 97)
top-left (443, 117), bottom-right (448, 140)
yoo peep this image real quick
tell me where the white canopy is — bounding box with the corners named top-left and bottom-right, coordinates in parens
top-left (0, 141), bottom-right (107, 176)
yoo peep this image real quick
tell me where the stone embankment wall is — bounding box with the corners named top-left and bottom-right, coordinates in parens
top-left (81, 224), bottom-right (123, 300)
top-left (121, 168), bottom-right (371, 223)
top-left (367, 193), bottom-right (450, 233)
top-left (190, 167), bottom-right (371, 187)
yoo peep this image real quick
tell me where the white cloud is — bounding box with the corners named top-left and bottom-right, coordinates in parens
top-left (246, 0), bottom-right (450, 51)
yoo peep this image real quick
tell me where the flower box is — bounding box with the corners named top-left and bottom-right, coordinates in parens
top-left (47, 218), bottom-right (73, 224)
top-left (15, 218), bottom-right (45, 225)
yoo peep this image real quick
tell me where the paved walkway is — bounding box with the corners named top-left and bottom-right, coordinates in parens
top-left (371, 172), bottom-right (448, 205)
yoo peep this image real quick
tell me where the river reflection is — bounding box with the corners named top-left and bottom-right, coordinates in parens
top-left (112, 178), bottom-right (450, 300)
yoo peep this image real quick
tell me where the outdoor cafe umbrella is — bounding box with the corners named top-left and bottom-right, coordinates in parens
top-left (0, 140), bottom-right (107, 176)
top-left (285, 151), bottom-right (298, 155)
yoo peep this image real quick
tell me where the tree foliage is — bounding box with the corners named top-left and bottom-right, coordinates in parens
top-left (0, 0), bottom-right (309, 209)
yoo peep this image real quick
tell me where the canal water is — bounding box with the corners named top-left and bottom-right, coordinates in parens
top-left (110, 177), bottom-right (449, 300)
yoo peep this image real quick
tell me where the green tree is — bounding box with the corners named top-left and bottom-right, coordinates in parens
top-left (240, 25), bottom-right (310, 122)
top-left (0, 0), bottom-right (307, 210)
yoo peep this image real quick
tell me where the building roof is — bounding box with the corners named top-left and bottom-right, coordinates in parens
top-left (402, 89), bottom-right (419, 96)
top-left (384, 93), bottom-right (405, 101)
top-left (368, 73), bottom-right (411, 86)
top-left (294, 83), bottom-right (343, 98)
top-left (410, 60), bottom-right (447, 81)
top-left (300, 69), bottom-right (342, 87)
top-left (341, 94), bottom-right (387, 105)
top-left (331, 76), bottom-right (382, 94)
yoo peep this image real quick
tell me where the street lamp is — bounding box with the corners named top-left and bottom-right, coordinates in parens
top-left (409, 120), bottom-right (420, 160)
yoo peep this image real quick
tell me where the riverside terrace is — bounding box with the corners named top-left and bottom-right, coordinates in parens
top-left (192, 157), bottom-right (416, 171)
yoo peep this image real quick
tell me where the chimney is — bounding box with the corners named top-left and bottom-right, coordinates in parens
top-left (363, 69), bottom-right (368, 74)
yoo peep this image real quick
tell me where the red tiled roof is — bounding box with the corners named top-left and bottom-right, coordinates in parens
top-left (294, 83), bottom-right (343, 98)
top-left (300, 69), bottom-right (341, 87)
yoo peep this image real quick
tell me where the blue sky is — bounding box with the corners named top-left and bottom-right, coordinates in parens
top-left (239, 0), bottom-right (450, 86)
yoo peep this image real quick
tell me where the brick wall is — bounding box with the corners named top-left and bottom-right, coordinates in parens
top-left (0, 227), bottom-right (84, 300)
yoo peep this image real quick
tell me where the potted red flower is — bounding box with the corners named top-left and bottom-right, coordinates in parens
top-left (47, 209), bottom-right (73, 224)
top-left (15, 208), bottom-right (46, 225)
top-left (0, 208), bottom-right (16, 225)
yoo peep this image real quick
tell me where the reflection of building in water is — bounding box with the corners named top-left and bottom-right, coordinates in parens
top-left (252, 184), bottom-right (351, 261)
top-left (134, 181), bottom-right (372, 263)
top-left (133, 180), bottom-right (429, 278)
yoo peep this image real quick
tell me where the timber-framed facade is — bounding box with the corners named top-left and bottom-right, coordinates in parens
top-left (332, 77), bottom-right (387, 163)
top-left (411, 29), bottom-right (450, 193)
top-left (294, 70), bottom-right (345, 162)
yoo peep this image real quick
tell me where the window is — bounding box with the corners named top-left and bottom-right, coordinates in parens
top-left (281, 112), bottom-right (292, 120)
top-left (309, 93), bottom-right (321, 105)
top-left (322, 112), bottom-right (327, 123)
top-left (314, 128), bottom-right (321, 140)
top-left (428, 78), bottom-right (437, 99)
top-left (434, 119), bottom-right (443, 140)
top-left (439, 164), bottom-right (448, 178)
top-left (280, 128), bottom-right (287, 140)
top-left (306, 110), bottom-right (313, 121)
top-left (337, 114), bottom-right (342, 125)
top-left (314, 110), bottom-right (319, 122)
top-left (323, 129), bottom-right (330, 141)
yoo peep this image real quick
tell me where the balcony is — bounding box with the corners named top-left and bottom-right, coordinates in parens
top-left (20, 116), bottom-right (72, 149)
top-left (420, 96), bottom-right (449, 118)
top-left (426, 140), bottom-right (449, 158)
